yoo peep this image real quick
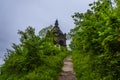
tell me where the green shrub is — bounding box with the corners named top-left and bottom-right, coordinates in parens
top-left (0, 26), bottom-right (68, 80)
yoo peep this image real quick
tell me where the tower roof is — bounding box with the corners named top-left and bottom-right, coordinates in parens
top-left (55, 19), bottom-right (59, 27)
top-left (53, 20), bottom-right (63, 34)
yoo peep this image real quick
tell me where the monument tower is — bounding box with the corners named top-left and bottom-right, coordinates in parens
top-left (52, 20), bottom-right (66, 47)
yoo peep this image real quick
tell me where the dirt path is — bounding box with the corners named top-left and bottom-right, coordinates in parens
top-left (58, 55), bottom-right (77, 80)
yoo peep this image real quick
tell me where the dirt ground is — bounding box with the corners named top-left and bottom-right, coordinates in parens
top-left (58, 55), bottom-right (77, 80)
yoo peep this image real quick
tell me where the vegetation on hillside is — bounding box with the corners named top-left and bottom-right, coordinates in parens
top-left (0, 26), bottom-right (68, 80)
top-left (1, 0), bottom-right (120, 80)
top-left (70, 0), bottom-right (120, 80)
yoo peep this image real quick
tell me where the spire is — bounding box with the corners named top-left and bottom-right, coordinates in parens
top-left (55, 19), bottom-right (59, 27)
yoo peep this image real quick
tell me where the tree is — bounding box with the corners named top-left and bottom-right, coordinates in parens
top-left (39, 25), bottom-right (53, 38)
top-left (0, 26), bottom-right (67, 80)
top-left (70, 0), bottom-right (120, 79)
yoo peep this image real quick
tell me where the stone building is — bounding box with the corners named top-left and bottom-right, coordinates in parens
top-left (52, 20), bottom-right (66, 47)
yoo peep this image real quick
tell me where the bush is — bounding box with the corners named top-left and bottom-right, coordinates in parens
top-left (0, 26), bottom-right (68, 80)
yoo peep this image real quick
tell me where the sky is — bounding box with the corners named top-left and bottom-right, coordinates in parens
top-left (0, 0), bottom-right (94, 65)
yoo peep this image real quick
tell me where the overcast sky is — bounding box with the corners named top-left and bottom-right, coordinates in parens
top-left (0, 0), bottom-right (94, 65)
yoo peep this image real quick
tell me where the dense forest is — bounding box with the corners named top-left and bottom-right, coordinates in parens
top-left (0, 0), bottom-right (120, 80)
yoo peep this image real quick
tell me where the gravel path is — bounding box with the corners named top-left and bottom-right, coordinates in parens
top-left (58, 55), bottom-right (77, 80)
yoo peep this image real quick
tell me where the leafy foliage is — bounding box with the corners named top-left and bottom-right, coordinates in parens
top-left (39, 25), bottom-right (53, 38)
top-left (1, 0), bottom-right (120, 80)
top-left (70, 0), bottom-right (120, 80)
top-left (0, 26), bottom-right (67, 80)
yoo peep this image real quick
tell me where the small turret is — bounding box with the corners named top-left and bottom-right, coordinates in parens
top-left (55, 19), bottom-right (59, 27)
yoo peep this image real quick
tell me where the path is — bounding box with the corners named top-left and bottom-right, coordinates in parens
top-left (58, 55), bottom-right (77, 80)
